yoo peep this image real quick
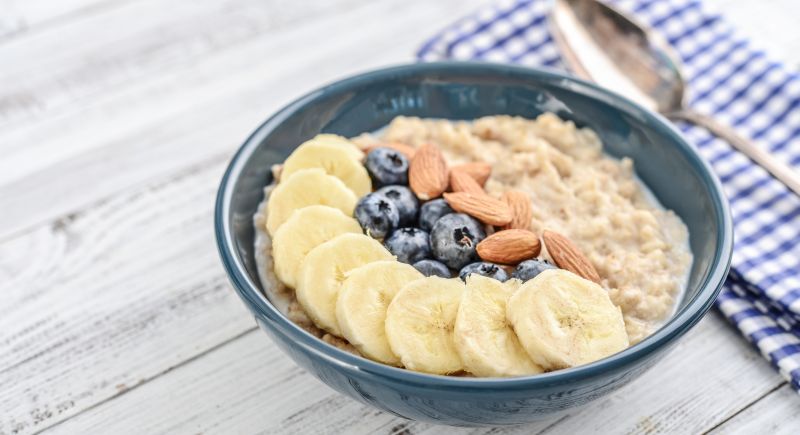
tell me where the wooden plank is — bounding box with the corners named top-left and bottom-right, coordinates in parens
top-left (0, 0), bottom-right (479, 239)
top-left (709, 384), bottom-right (798, 435)
top-left (45, 331), bottom-right (405, 435)
top-left (0, 0), bottom-right (362, 184)
top-left (0, 0), bottom-right (373, 131)
top-left (0, 160), bottom-right (259, 435)
top-left (41, 312), bottom-right (785, 434)
top-left (0, 1), bottom-right (488, 432)
top-left (0, 0), bottom-right (122, 40)
top-left (1, 0), bottom-right (797, 433)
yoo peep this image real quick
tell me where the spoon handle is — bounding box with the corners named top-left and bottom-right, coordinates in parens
top-left (667, 109), bottom-right (800, 196)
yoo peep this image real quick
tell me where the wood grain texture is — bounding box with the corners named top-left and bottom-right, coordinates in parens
top-left (0, 0), bottom-right (124, 39)
top-left (710, 384), bottom-right (800, 434)
top-left (0, 0), bottom-right (465, 238)
top-left (0, 160), bottom-right (258, 435)
top-left (43, 314), bottom-right (785, 435)
top-left (0, 0), bottom-right (353, 129)
top-left (1, 0), bottom-right (799, 433)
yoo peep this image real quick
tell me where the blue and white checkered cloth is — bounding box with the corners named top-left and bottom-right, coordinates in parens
top-left (418, 0), bottom-right (800, 392)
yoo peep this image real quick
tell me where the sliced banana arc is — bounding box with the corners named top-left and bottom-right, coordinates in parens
top-left (336, 261), bottom-right (424, 365)
top-left (266, 168), bottom-right (358, 236)
top-left (282, 141), bottom-right (372, 197)
top-left (506, 269), bottom-right (629, 370)
top-left (272, 205), bottom-right (362, 289)
top-left (454, 276), bottom-right (543, 377)
top-left (296, 233), bottom-right (394, 336)
top-left (385, 277), bottom-right (465, 375)
top-left (305, 134), bottom-right (364, 161)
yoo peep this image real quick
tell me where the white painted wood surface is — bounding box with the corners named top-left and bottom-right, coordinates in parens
top-left (0, 0), bottom-right (797, 433)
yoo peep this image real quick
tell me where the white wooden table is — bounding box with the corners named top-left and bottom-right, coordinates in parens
top-left (2, 0), bottom-right (799, 433)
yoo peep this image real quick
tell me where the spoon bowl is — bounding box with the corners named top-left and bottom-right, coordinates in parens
top-left (550, 0), bottom-right (685, 113)
top-left (549, 0), bottom-right (800, 195)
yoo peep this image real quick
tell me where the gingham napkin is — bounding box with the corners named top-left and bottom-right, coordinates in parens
top-left (418, 0), bottom-right (800, 391)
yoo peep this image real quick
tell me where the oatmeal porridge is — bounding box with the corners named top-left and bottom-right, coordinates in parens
top-left (253, 113), bottom-right (692, 376)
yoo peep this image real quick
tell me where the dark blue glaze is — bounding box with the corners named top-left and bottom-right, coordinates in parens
top-left (214, 62), bottom-right (733, 426)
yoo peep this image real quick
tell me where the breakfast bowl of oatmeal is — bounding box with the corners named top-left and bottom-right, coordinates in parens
top-left (215, 62), bottom-right (732, 426)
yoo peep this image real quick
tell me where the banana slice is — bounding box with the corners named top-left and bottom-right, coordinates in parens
top-left (272, 205), bottom-right (363, 289)
top-left (282, 141), bottom-right (371, 197)
top-left (454, 276), bottom-right (543, 377)
top-left (506, 269), bottom-right (629, 370)
top-left (307, 134), bottom-right (364, 161)
top-left (336, 261), bottom-right (424, 365)
top-left (296, 233), bottom-right (394, 336)
top-left (385, 277), bottom-right (465, 374)
top-left (266, 168), bottom-right (358, 236)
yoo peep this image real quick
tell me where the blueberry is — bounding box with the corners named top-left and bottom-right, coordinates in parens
top-left (365, 147), bottom-right (409, 187)
top-left (355, 193), bottom-right (400, 239)
top-left (459, 262), bottom-right (509, 282)
top-left (512, 259), bottom-right (557, 282)
top-left (376, 185), bottom-right (419, 227)
top-left (418, 199), bottom-right (454, 232)
top-left (429, 213), bottom-right (485, 269)
top-left (412, 259), bottom-right (451, 278)
top-left (384, 228), bottom-right (431, 264)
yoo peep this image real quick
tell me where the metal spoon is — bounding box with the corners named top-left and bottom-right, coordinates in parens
top-left (548, 0), bottom-right (800, 195)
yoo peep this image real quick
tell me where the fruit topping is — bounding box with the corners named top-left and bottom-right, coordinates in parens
top-left (355, 192), bottom-right (400, 240)
top-left (384, 227), bottom-right (431, 264)
top-left (430, 213), bottom-right (485, 269)
top-left (418, 198), bottom-right (454, 232)
top-left (454, 275), bottom-right (542, 377)
top-left (375, 185), bottom-right (419, 227)
top-left (511, 259), bottom-right (557, 282)
top-left (336, 260), bottom-right (423, 365)
top-left (411, 259), bottom-right (451, 278)
top-left (266, 168), bottom-right (357, 236)
top-left (458, 261), bottom-right (509, 282)
top-left (365, 147), bottom-right (410, 187)
top-left (385, 277), bottom-right (465, 374)
top-left (296, 233), bottom-right (394, 336)
top-left (506, 269), bottom-right (628, 370)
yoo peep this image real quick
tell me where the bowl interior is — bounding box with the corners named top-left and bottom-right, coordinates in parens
top-left (221, 62), bottom-right (729, 353)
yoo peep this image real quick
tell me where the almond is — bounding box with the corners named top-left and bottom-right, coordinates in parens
top-left (501, 190), bottom-right (533, 230)
top-left (542, 230), bottom-right (601, 283)
top-left (361, 142), bottom-right (416, 160)
top-left (443, 192), bottom-right (513, 226)
top-left (451, 161), bottom-right (491, 186)
top-left (409, 143), bottom-right (449, 200)
top-left (449, 169), bottom-right (484, 195)
top-left (476, 229), bottom-right (541, 264)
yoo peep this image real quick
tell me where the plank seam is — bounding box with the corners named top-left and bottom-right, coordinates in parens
top-left (701, 380), bottom-right (788, 434)
top-left (33, 326), bottom-right (259, 434)
top-left (0, 150), bottom-right (230, 244)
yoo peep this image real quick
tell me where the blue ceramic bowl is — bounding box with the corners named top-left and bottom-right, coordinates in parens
top-left (215, 62), bottom-right (733, 426)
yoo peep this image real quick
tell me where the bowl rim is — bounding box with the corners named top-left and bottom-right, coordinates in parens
top-left (215, 61), bottom-right (733, 390)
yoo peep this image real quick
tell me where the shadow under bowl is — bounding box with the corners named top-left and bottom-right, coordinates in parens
top-left (215, 61), bottom-right (733, 426)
